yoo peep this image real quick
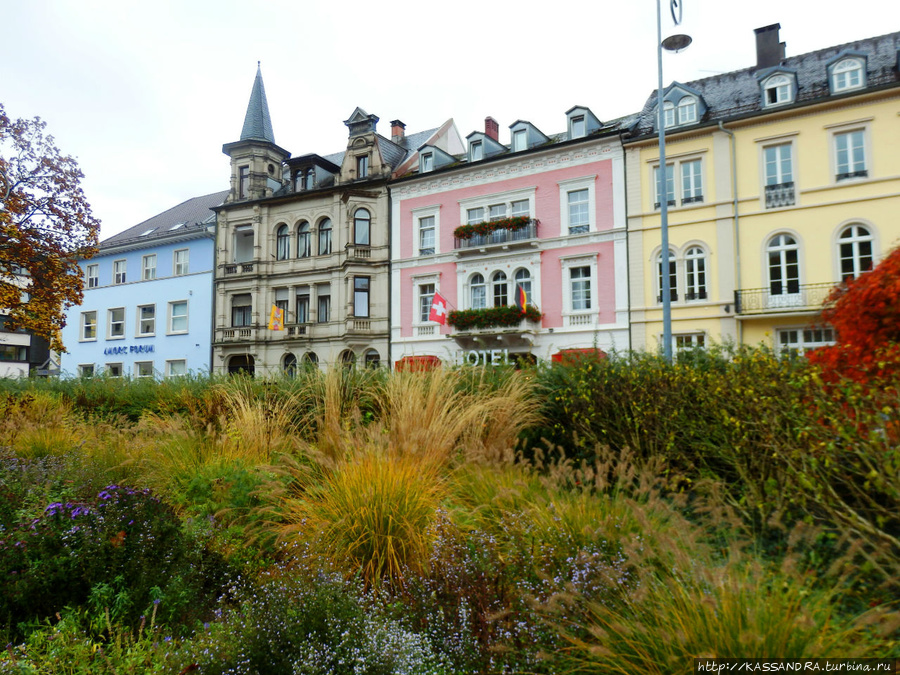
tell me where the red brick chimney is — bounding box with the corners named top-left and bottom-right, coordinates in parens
top-left (484, 117), bottom-right (499, 141)
top-left (391, 120), bottom-right (406, 143)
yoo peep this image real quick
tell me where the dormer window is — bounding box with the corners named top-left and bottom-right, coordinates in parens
top-left (512, 129), bottom-right (527, 152)
top-left (831, 58), bottom-right (864, 92)
top-left (677, 98), bottom-right (697, 125)
top-left (763, 74), bottom-right (793, 107)
top-left (571, 115), bottom-right (585, 139)
top-left (470, 141), bottom-right (483, 162)
top-left (421, 152), bottom-right (434, 172)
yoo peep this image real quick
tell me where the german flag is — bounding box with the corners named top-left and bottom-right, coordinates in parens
top-left (515, 284), bottom-right (528, 313)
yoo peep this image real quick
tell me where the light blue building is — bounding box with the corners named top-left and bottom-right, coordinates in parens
top-left (61, 191), bottom-right (228, 377)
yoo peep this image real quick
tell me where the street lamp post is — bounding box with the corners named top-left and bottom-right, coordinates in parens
top-left (657, 0), bottom-right (691, 361)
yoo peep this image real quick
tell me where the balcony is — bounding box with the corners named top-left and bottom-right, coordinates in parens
top-left (447, 305), bottom-right (542, 349)
top-left (454, 218), bottom-right (539, 251)
top-left (765, 182), bottom-right (795, 209)
top-left (223, 262), bottom-right (255, 275)
top-left (734, 282), bottom-right (836, 315)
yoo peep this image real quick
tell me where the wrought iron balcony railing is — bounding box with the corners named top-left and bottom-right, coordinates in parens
top-left (454, 220), bottom-right (538, 250)
top-left (734, 281), bottom-right (836, 315)
top-left (765, 182), bottom-right (795, 209)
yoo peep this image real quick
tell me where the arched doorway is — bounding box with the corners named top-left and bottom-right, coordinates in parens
top-left (227, 354), bottom-right (255, 376)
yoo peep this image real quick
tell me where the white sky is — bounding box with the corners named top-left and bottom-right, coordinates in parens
top-left (2, 0), bottom-right (896, 239)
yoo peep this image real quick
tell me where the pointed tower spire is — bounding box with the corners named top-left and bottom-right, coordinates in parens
top-left (240, 63), bottom-right (275, 144)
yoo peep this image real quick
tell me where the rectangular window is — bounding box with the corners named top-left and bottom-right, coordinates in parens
top-left (419, 283), bottom-right (435, 322)
top-left (86, 264), bottom-right (99, 288)
top-left (570, 266), bottom-right (592, 311)
top-left (142, 254), bottom-right (156, 281)
top-left (234, 227), bottom-right (254, 263)
top-left (470, 141), bottom-right (483, 161)
top-left (356, 155), bottom-right (369, 178)
top-left (681, 160), bottom-right (703, 204)
top-left (134, 361), bottom-right (154, 378)
top-left (567, 189), bottom-right (590, 234)
top-left (764, 144), bottom-right (793, 185)
top-left (489, 204), bottom-right (506, 221)
top-left (108, 308), bottom-right (125, 338)
top-left (354, 276), bottom-right (370, 317)
top-left (835, 130), bottom-right (866, 180)
top-left (169, 301), bottom-right (188, 333)
top-left (511, 199), bottom-right (530, 218)
top-left (137, 304), bottom-right (155, 336)
top-left (80, 311), bottom-right (97, 341)
top-left (296, 290), bottom-right (310, 324)
top-left (466, 207), bottom-right (484, 225)
top-left (230, 295), bottom-right (251, 328)
top-left (421, 153), bottom-right (433, 172)
top-left (317, 286), bottom-right (331, 323)
top-left (106, 363), bottom-right (123, 377)
top-left (674, 333), bottom-right (706, 352)
top-left (174, 249), bottom-right (189, 276)
top-left (274, 287), bottom-right (289, 321)
top-left (239, 166), bottom-right (249, 199)
top-left (654, 164), bottom-right (675, 208)
top-left (166, 360), bottom-right (187, 377)
top-left (512, 129), bottom-right (526, 152)
top-left (419, 216), bottom-right (435, 256)
top-left (777, 327), bottom-right (836, 356)
top-left (113, 259), bottom-right (126, 284)
top-left (78, 364), bottom-right (94, 377)
top-left (571, 116), bottom-right (585, 138)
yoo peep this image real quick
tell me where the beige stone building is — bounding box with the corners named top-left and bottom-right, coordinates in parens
top-left (213, 67), bottom-right (461, 374)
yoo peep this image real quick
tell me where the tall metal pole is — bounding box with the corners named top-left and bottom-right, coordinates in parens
top-left (657, 0), bottom-right (673, 361)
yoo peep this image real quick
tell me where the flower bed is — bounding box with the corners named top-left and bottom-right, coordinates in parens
top-left (447, 305), bottom-right (542, 330)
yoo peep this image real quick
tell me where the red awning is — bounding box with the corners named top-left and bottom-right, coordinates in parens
top-left (551, 348), bottom-right (607, 363)
top-left (395, 355), bottom-right (442, 372)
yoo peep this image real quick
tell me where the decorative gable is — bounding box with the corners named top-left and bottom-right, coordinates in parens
top-left (756, 67), bottom-right (798, 108)
top-left (826, 51), bottom-right (868, 93)
top-left (653, 82), bottom-right (707, 131)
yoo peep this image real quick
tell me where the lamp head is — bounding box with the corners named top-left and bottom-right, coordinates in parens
top-left (661, 33), bottom-right (692, 52)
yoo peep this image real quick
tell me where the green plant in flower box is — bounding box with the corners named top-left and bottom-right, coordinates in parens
top-left (447, 305), bottom-right (542, 331)
top-left (453, 216), bottom-right (532, 240)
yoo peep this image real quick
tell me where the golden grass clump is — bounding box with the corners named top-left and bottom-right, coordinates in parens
top-left (0, 391), bottom-right (86, 457)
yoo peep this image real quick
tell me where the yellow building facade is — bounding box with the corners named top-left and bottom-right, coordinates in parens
top-left (626, 25), bottom-right (900, 354)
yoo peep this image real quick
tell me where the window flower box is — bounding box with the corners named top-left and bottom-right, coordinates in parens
top-left (447, 305), bottom-right (542, 331)
top-left (453, 216), bottom-right (534, 240)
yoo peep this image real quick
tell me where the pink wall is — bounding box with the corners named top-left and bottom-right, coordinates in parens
top-left (399, 262), bottom-right (457, 337)
top-left (540, 242), bottom-right (616, 328)
top-left (398, 159), bottom-right (615, 259)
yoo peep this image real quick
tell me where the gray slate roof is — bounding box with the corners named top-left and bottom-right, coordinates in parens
top-left (240, 65), bottom-right (276, 144)
top-left (378, 127), bottom-right (439, 169)
top-left (101, 190), bottom-right (229, 249)
top-left (632, 30), bottom-right (900, 136)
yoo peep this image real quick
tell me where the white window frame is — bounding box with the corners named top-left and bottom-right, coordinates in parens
top-left (469, 140), bottom-right (483, 162)
top-left (86, 264), bottom-right (99, 288)
top-left (570, 115), bottom-right (586, 139)
top-left (676, 98), bottom-right (697, 125)
top-left (756, 133), bottom-right (798, 209)
top-left (411, 272), bottom-right (440, 329)
top-left (107, 307), bottom-right (125, 339)
top-left (356, 154), bottom-right (369, 178)
top-left (683, 246), bottom-right (708, 301)
top-left (762, 74), bottom-right (793, 107)
top-left (656, 248), bottom-right (678, 304)
top-left (673, 332), bottom-right (706, 353)
top-left (174, 248), bottom-right (189, 276)
top-left (134, 361), bottom-right (154, 378)
top-left (77, 364), bottom-right (94, 377)
top-left (168, 300), bottom-right (188, 334)
top-left (557, 176), bottom-right (596, 235)
top-left (106, 363), bottom-right (123, 378)
top-left (662, 101), bottom-right (675, 129)
top-left (776, 326), bottom-right (835, 356)
top-left (166, 359), bottom-right (187, 377)
top-left (468, 272), bottom-right (487, 310)
top-left (560, 254), bottom-right (598, 321)
top-left (830, 122), bottom-right (869, 182)
top-left (831, 58), bottom-right (864, 93)
top-left (421, 152), bottom-right (434, 173)
top-left (650, 152), bottom-right (705, 209)
top-left (137, 304), bottom-right (156, 337)
top-left (412, 205), bottom-right (440, 257)
top-left (458, 188), bottom-right (536, 234)
top-left (80, 311), bottom-right (97, 342)
top-left (512, 129), bottom-right (527, 152)
top-left (142, 254), bottom-right (157, 281)
top-left (836, 223), bottom-right (875, 281)
top-left (113, 259), bottom-right (126, 285)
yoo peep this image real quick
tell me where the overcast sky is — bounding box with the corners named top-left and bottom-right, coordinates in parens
top-left (2, 0), bottom-right (896, 239)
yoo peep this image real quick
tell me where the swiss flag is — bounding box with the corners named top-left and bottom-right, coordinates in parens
top-left (429, 292), bottom-right (448, 325)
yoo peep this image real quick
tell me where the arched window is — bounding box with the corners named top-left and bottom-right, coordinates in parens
top-left (470, 273), bottom-right (486, 309)
top-left (340, 350), bottom-right (356, 369)
top-left (354, 208), bottom-right (370, 246)
top-left (657, 249), bottom-right (678, 302)
top-left (514, 268), bottom-right (532, 305)
top-left (297, 221), bottom-right (311, 258)
top-left (832, 59), bottom-right (863, 92)
top-left (282, 353), bottom-right (297, 378)
top-left (276, 224), bottom-right (290, 260)
top-left (684, 246), bottom-right (707, 300)
top-left (318, 218), bottom-right (332, 255)
top-left (763, 75), bottom-right (792, 106)
top-left (677, 97), bottom-right (697, 125)
top-left (492, 271), bottom-right (508, 307)
top-left (768, 234), bottom-right (800, 296)
top-left (302, 352), bottom-right (319, 369)
top-left (838, 224), bottom-right (873, 280)
top-left (662, 101), bottom-right (675, 128)
top-left (364, 349), bottom-right (380, 368)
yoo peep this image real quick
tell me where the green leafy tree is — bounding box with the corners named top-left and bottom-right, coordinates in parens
top-left (0, 103), bottom-right (100, 353)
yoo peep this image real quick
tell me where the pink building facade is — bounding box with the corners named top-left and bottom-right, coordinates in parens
top-left (390, 108), bottom-right (628, 367)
